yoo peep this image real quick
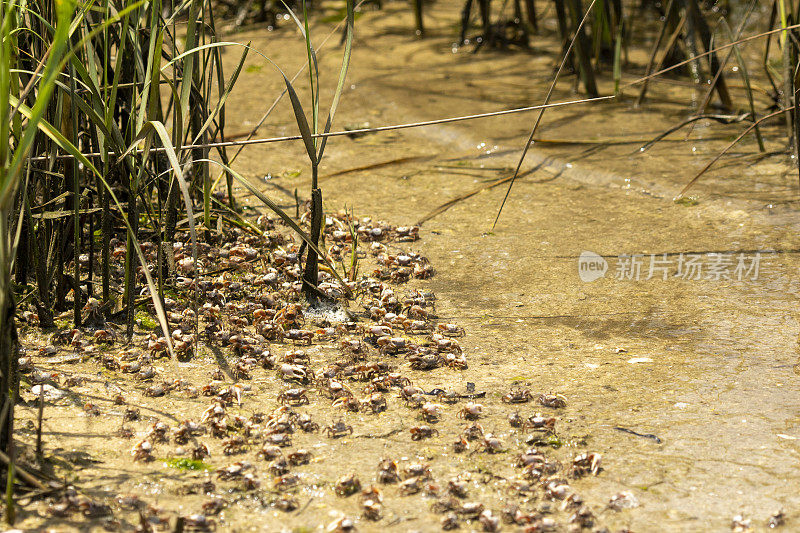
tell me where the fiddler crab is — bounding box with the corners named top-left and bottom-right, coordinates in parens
top-left (274, 494), bottom-right (299, 512)
top-left (452, 435), bottom-right (469, 453)
top-left (569, 506), bottom-right (595, 528)
top-left (524, 414), bottom-right (557, 433)
top-left (400, 385), bottom-right (425, 402)
top-left (332, 396), bottom-right (361, 413)
top-left (216, 461), bottom-right (253, 480)
top-left (296, 413), bottom-right (319, 433)
top-left (361, 393), bottom-right (388, 414)
top-left (362, 495), bottom-right (382, 521)
top-left (192, 443), bottom-right (210, 461)
top-left (538, 392), bottom-right (567, 408)
top-left (502, 388), bottom-right (534, 404)
top-left (402, 462), bottom-right (432, 480)
top-left (437, 323), bottom-right (465, 337)
top-left (201, 498), bottom-right (225, 516)
top-left (421, 402), bottom-right (444, 422)
top-left (462, 422), bottom-right (484, 441)
top-left (287, 449), bottom-right (312, 466)
top-left (476, 433), bottom-right (504, 453)
top-left (436, 389), bottom-right (459, 404)
top-left (570, 452), bottom-right (601, 477)
top-left (278, 363), bottom-right (313, 384)
top-left (441, 512), bottom-right (459, 530)
top-left (334, 473), bottom-right (361, 497)
top-left (457, 402), bottom-right (484, 420)
top-left (408, 353), bottom-right (442, 371)
top-left (222, 436), bottom-right (246, 455)
top-left (545, 480), bottom-right (572, 500)
top-left (276, 388), bottom-right (309, 406)
top-left (456, 501), bottom-right (484, 519)
top-left (410, 425), bottom-right (439, 441)
top-left (479, 510), bottom-right (500, 532)
top-left (268, 457), bottom-right (290, 476)
top-left (273, 474), bottom-right (300, 490)
top-left (258, 444), bottom-right (283, 461)
top-left (323, 419), bottom-right (353, 438)
top-left (131, 440), bottom-right (154, 462)
top-left (264, 433), bottom-right (292, 447)
top-left (327, 516), bottom-right (356, 533)
top-left (377, 458), bottom-right (400, 484)
top-left (399, 476), bottom-right (423, 495)
top-left (285, 329), bottom-right (314, 345)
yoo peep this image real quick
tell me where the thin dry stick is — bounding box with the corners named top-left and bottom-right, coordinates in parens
top-left (622, 22), bottom-right (800, 90)
top-left (29, 95), bottom-right (613, 162)
top-left (676, 106), bottom-right (793, 198)
top-left (493, 0), bottom-right (598, 228)
top-left (418, 167), bottom-right (539, 225)
top-left (638, 13), bottom-right (686, 106)
top-left (36, 387), bottom-right (44, 462)
top-left (636, 113), bottom-right (750, 153)
top-left (636, 0), bottom-right (675, 106)
top-left (685, 0), bottom-right (758, 139)
top-left (0, 450), bottom-right (45, 491)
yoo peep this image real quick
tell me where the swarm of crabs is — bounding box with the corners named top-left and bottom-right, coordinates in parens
top-left (15, 208), bottom-right (612, 531)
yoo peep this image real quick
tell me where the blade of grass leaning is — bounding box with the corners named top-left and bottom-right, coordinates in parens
top-left (178, 0), bottom-right (200, 149)
top-left (121, 121), bottom-right (200, 332)
top-left (164, 40), bottom-right (319, 166)
top-left (280, 1), bottom-right (320, 141)
top-left (676, 107), bottom-right (792, 199)
top-left (303, 0), bottom-right (320, 142)
top-left (1, 16), bottom-right (73, 205)
top-left (191, 45), bottom-right (249, 145)
top-left (283, 73), bottom-right (318, 166)
top-left (318, 0), bottom-right (354, 161)
top-left (493, 0), bottom-right (598, 228)
top-left (721, 19), bottom-right (765, 152)
top-left (8, 0), bottom-right (147, 125)
top-left (209, 5), bottom-right (357, 192)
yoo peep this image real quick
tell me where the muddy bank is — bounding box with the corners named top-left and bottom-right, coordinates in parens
top-left (10, 1), bottom-right (800, 532)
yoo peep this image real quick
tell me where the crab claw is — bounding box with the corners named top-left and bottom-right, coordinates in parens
top-left (280, 363), bottom-right (307, 381)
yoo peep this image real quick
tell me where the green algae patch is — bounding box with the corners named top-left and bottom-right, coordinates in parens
top-left (135, 311), bottom-right (159, 330)
top-left (674, 195), bottom-right (699, 206)
top-left (529, 434), bottom-right (565, 448)
top-left (164, 458), bottom-right (210, 471)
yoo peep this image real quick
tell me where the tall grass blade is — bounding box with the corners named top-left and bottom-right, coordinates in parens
top-left (318, 0), bottom-right (354, 161)
top-left (493, 0), bottom-right (598, 228)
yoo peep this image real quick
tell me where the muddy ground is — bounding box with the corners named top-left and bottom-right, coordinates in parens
top-left (10, 1), bottom-right (800, 532)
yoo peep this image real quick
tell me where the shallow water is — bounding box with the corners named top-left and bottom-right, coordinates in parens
top-left (14, 2), bottom-right (800, 531)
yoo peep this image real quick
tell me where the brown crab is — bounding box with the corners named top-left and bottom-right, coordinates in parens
top-left (334, 473), bottom-right (361, 497)
top-left (410, 425), bottom-right (439, 440)
top-left (323, 419), bottom-right (353, 438)
top-left (502, 388), bottom-right (534, 403)
top-left (277, 388), bottom-right (309, 406)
